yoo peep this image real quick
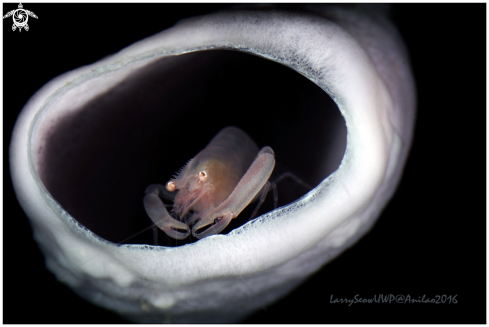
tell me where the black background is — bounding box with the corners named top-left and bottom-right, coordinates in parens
top-left (3, 3), bottom-right (485, 324)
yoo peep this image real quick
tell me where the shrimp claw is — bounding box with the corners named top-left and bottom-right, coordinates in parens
top-left (144, 185), bottom-right (190, 240)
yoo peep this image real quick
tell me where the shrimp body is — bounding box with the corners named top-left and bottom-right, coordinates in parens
top-left (144, 127), bottom-right (275, 240)
top-left (170, 127), bottom-right (259, 225)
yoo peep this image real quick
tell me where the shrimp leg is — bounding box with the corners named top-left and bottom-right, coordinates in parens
top-left (249, 181), bottom-right (271, 221)
top-left (192, 146), bottom-right (275, 239)
top-left (144, 185), bottom-right (190, 240)
top-left (247, 172), bottom-right (309, 223)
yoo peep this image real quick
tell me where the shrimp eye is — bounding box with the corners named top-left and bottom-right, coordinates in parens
top-left (166, 181), bottom-right (177, 192)
top-left (199, 170), bottom-right (207, 181)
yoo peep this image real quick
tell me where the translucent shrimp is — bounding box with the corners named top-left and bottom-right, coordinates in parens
top-left (144, 126), bottom-right (275, 240)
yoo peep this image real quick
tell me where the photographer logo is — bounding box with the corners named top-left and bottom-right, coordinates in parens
top-left (3, 3), bottom-right (38, 32)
